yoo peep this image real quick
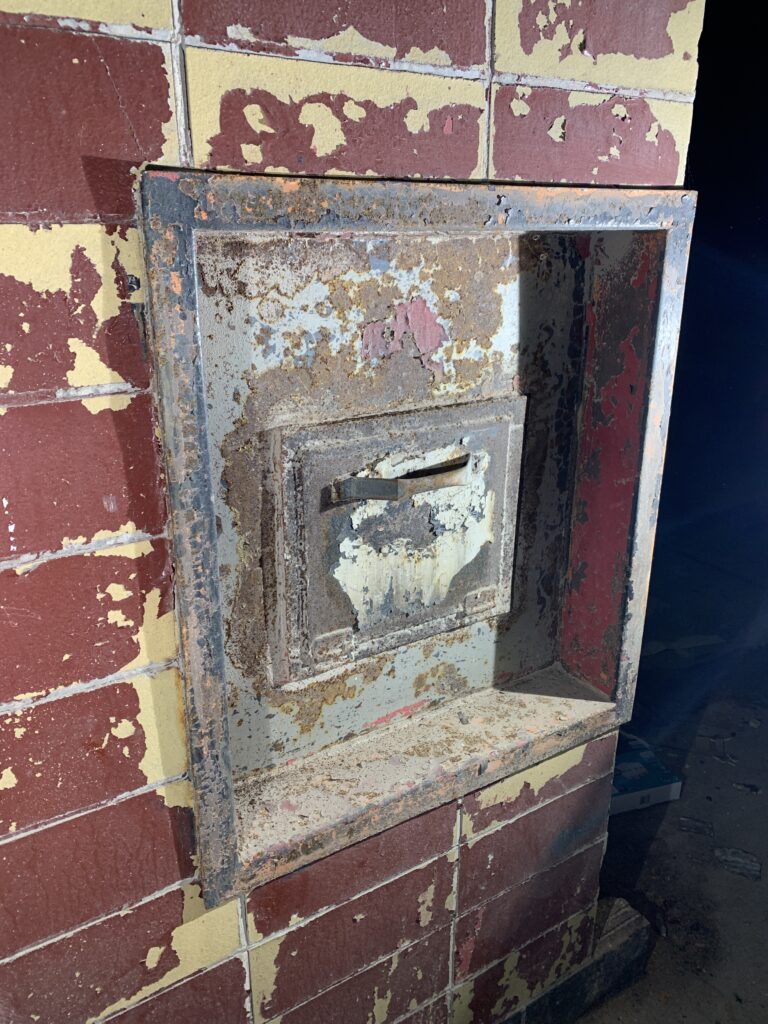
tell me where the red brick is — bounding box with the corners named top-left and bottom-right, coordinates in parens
top-left (0, 539), bottom-right (174, 702)
top-left (0, 787), bottom-right (194, 957)
top-left (0, 670), bottom-right (184, 837)
top-left (454, 844), bottom-right (603, 979)
top-left (247, 801), bottom-right (456, 937)
top-left (0, 885), bottom-right (238, 1023)
top-left (109, 959), bottom-right (249, 1024)
top-left (459, 776), bottom-right (611, 911)
top-left (181, 0), bottom-right (487, 69)
top-left (463, 736), bottom-right (617, 838)
top-left (560, 233), bottom-right (664, 693)
top-left (250, 856), bottom-right (453, 1020)
top-left (278, 927), bottom-right (449, 1024)
top-left (0, 395), bottom-right (166, 559)
top-left (0, 226), bottom-right (147, 398)
top-left (492, 86), bottom-right (682, 186)
top-left (453, 909), bottom-right (596, 1024)
top-left (0, 26), bottom-right (175, 222)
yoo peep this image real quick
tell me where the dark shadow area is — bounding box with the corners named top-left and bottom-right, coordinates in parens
top-left (582, 5), bottom-right (768, 1021)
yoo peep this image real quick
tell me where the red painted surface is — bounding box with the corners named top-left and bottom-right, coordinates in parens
top-left (247, 801), bottom-right (456, 936)
top-left (278, 927), bottom-right (450, 1024)
top-left (518, 0), bottom-right (692, 61)
top-left (459, 775), bottom-right (612, 911)
top-left (463, 735), bottom-right (617, 837)
top-left (560, 233), bottom-right (665, 693)
top-left (454, 843), bottom-right (603, 979)
top-left (0, 396), bottom-right (166, 558)
top-left (181, 0), bottom-right (486, 68)
top-left (362, 298), bottom-right (447, 375)
top-left (252, 856), bottom-right (453, 1020)
top-left (0, 791), bottom-right (194, 957)
top-left (109, 959), bottom-right (249, 1024)
top-left (455, 909), bottom-right (596, 1023)
top-left (0, 233), bottom-right (147, 397)
top-left (0, 26), bottom-right (173, 222)
top-left (0, 540), bottom-right (173, 702)
top-left (493, 88), bottom-right (680, 186)
top-left (0, 887), bottom-right (188, 1022)
top-left (0, 672), bottom-right (179, 836)
top-left (400, 1001), bottom-right (450, 1024)
top-left (205, 88), bottom-right (482, 179)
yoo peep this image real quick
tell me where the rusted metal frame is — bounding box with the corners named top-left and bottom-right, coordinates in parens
top-left (140, 170), bottom-right (695, 905)
top-left (615, 202), bottom-right (696, 720)
top-left (140, 173), bottom-right (239, 906)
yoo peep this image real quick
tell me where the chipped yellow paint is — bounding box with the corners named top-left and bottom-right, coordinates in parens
top-left (451, 972), bottom-right (481, 1024)
top-left (14, 727), bottom-right (27, 740)
top-left (107, 608), bottom-right (135, 628)
top-left (66, 338), bottom-right (128, 390)
top-left (0, 225), bottom-right (143, 325)
top-left (11, 689), bottom-right (46, 701)
top-left (286, 24), bottom-right (397, 62)
top-left (249, 933), bottom-right (285, 1024)
top-left (0, 767), bottom-right (18, 790)
top-left (106, 582), bottom-right (133, 601)
top-left (343, 99), bottom-right (367, 121)
top-left (156, 778), bottom-right (194, 808)
top-left (0, 364), bottom-right (14, 389)
top-left (243, 104), bottom-right (275, 135)
top-left (370, 986), bottom-right (392, 1024)
top-left (62, 520), bottom-right (141, 551)
top-left (110, 718), bottom-right (136, 740)
top-left (131, 669), bottom-right (187, 785)
top-left (0, 1), bottom-right (172, 29)
top-left (404, 45), bottom-right (453, 66)
top-left (92, 538), bottom-right (154, 558)
top-left (121, 587), bottom-right (178, 671)
top-left (547, 114), bottom-right (566, 142)
top-left (463, 743), bottom-right (589, 840)
top-left (87, 885), bottom-right (240, 1023)
top-left (298, 102), bottom-right (346, 156)
top-left (81, 393), bottom-right (134, 414)
top-left (144, 945), bottom-right (165, 970)
top-left (186, 48), bottom-right (485, 177)
top-left (241, 143), bottom-right (264, 164)
top-left (494, 0), bottom-right (705, 93)
top-left (417, 881), bottom-right (435, 928)
top-left (510, 86), bottom-right (532, 117)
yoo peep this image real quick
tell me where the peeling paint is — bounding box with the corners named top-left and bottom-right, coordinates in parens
top-left (0, 766), bottom-right (18, 790)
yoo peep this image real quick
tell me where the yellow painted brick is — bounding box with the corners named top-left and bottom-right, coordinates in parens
top-left (495, 0), bottom-right (705, 94)
top-left (0, 0), bottom-right (172, 29)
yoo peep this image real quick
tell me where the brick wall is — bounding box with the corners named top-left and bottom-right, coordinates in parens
top-left (0, 2), bottom-right (703, 1022)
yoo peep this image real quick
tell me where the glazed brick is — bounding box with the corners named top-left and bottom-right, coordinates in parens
top-left (247, 801), bottom-right (456, 938)
top-left (110, 958), bottom-right (249, 1024)
top-left (250, 855), bottom-right (453, 1021)
top-left (0, 784), bottom-right (194, 957)
top-left (494, 0), bottom-right (705, 94)
top-left (452, 908), bottom-right (596, 1024)
top-left (0, 884), bottom-right (240, 1023)
top-left (187, 48), bottom-right (485, 180)
top-left (491, 85), bottom-right (691, 186)
top-left (560, 231), bottom-right (665, 694)
top-left (454, 843), bottom-right (603, 979)
top-left (0, 2), bottom-right (172, 31)
top-left (0, 225), bottom-right (147, 399)
top-left (0, 669), bottom-right (186, 837)
top-left (0, 25), bottom-right (176, 222)
top-left (0, 539), bottom-right (175, 702)
top-left (182, 0), bottom-right (487, 69)
top-left (0, 394), bottom-right (166, 559)
top-left (459, 775), bottom-right (611, 911)
top-left (275, 926), bottom-right (450, 1024)
top-left (463, 735), bottom-right (617, 839)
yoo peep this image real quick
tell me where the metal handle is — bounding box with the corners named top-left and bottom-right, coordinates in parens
top-left (333, 454), bottom-right (471, 504)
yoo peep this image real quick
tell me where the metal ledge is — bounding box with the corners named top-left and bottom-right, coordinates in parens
top-left (235, 664), bottom-right (616, 892)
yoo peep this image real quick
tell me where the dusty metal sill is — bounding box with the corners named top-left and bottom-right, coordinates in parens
top-left (235, 664), bottom-right (615, 890)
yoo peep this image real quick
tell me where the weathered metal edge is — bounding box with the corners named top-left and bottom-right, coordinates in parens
top-left (140, 172), bottom-right (239, 906)
top-left (615, 196), bottom-right (696, 722)
top-left (139, 169), bottom-right (696, 906)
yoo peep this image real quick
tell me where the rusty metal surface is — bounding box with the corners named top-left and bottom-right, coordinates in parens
top-left (140, 172), bottom-right (695, 904)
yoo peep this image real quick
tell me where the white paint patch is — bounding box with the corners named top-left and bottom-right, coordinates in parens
top-left (332, 446), bottom-right (494, 629)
